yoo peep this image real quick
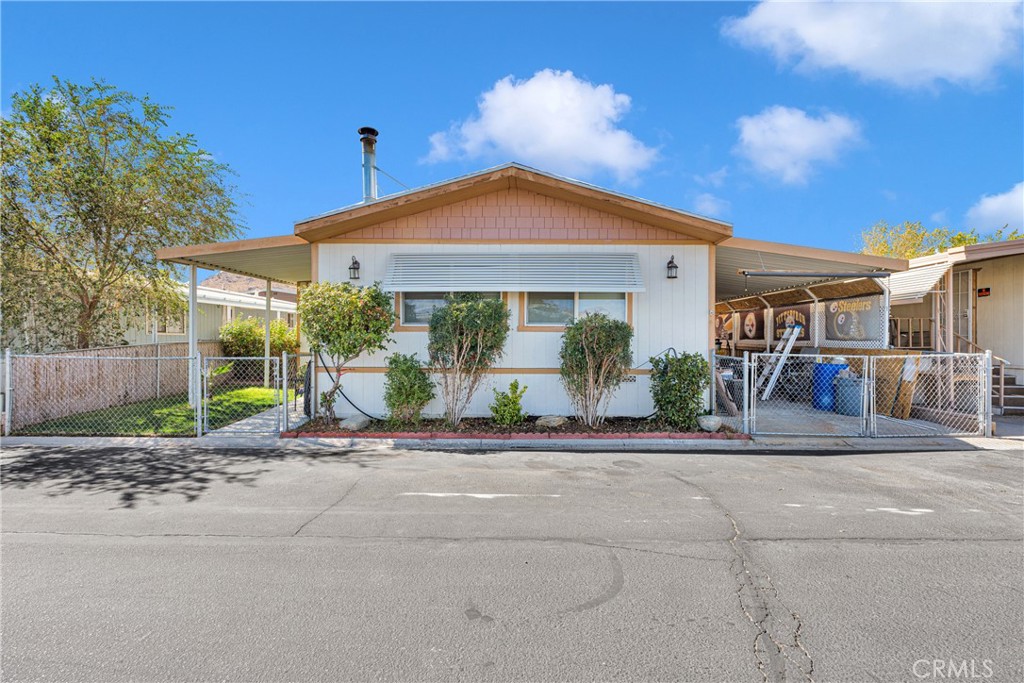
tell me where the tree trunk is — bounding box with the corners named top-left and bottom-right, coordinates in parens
top-left (75, 299), bottom-right (98, 349)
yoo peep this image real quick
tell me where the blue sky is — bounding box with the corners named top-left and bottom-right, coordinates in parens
top-left (4, 2), bottom-right (1022, 253)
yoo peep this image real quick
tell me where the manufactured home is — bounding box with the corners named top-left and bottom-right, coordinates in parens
top-left (158, 129), bottom-right (908, 419)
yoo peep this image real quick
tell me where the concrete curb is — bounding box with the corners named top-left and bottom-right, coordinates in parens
top-left (1, 434), bottom-right (1017, 454)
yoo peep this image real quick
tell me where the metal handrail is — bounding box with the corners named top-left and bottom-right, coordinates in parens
top-left (953, 333), bottom-right (1010, 413)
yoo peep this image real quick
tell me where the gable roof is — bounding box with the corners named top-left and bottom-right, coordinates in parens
top-left (293, 162), bottom-right (733, 244)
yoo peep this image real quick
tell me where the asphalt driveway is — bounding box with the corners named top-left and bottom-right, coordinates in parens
top-left (1, 444), bottom-right (1022, 682)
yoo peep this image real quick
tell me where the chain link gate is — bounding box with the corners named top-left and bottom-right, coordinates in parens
top-left (202, 356), bottom-right (283, 435)
top-left (743, 351), bottom-right (988, 438)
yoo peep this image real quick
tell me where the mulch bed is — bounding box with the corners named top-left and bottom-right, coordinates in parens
top-left (284, 416), bottom-right (750, 440)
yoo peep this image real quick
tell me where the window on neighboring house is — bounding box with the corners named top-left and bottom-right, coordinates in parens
top-left (399, 292), bottom-right (502, 326)
top-left (525, 292), bottom-right (627, 327)
top-left (147, 309), bottom-right (186, 335)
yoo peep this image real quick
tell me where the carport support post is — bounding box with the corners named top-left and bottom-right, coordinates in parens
top-left (264, 278), bottom-right (272, 388)
top-left (4, 347), bottom-right (11, 437)
top-left (188, 266), bottom-right (198, 407)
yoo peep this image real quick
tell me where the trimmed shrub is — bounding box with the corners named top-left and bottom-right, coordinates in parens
top-left (219, 317), bottom-right (299, 358)
top-left (297, 281), bottom-right (394, 421)
top-left (427, 293), bottom-right (510, 427)
top-left (649, 352), bottom-right (710, 431)
top-left (559, 313), bottom-right (633, 428)
top-left (384, 353), bottom-right (435, 424)
top-left (490, 380), bottom-right (528, 427)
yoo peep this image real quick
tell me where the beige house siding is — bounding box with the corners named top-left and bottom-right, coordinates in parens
top-left (316, 242), bottom-right (710, 418)
top-left (971, 254), bottom-right (1024, 376)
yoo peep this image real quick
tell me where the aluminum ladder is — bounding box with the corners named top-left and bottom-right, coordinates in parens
top-left (757, 323), bottom-right (803, 400)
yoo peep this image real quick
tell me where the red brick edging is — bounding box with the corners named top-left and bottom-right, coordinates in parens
top-left (280, 430), bottom-right (751, 441)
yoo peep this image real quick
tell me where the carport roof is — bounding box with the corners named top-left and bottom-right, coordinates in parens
top-left (156, 235), bottom-right (312, 285)
top-left (716, 237), bottom-right (907, 302)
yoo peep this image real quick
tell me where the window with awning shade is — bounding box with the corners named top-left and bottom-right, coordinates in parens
top-left (383, 253), bottom-right (645, 293)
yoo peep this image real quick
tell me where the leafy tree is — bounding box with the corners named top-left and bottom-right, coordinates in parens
top-left (1, 77), bottom-right (240, 350)
top-left (297, 281), bottom-right (394, 421)
top-left (427, 293), bottom-right (510, 427)
top-left (861, 220), bottom-right (1021, 259)
top-left (559, 313), bottom-right (633, 428)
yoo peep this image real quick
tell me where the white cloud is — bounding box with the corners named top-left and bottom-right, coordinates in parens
top-left (694, 166), bottom-right (729, 188)
top-left (693, 193), bottom-right (730, 217)
top-left (930, 210), bottom-right (948, 225)
top-left (966, 182), bottom-right (1024, 232)
top-left (424, 69), bottom-right (657, 182)
top-left (723, 1), bottom-right (1023, 89)
top-left (734, 106), bottom-right (861, 185)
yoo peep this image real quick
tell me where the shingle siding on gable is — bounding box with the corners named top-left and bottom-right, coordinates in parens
top-left (324, 188), bottom-right (695, 242)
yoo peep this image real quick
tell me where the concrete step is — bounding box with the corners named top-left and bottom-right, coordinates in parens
top-left (1000, 395), bottom-right (1024, 407)
top-left (993, 374), bottom-right (1019, 386)
top-left (1001, 405), bottom-right (1024, 416)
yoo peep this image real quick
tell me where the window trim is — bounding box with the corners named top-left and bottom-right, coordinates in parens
top-left (394, 292), bottom-right (509, 332)
top-left (518, 292), bottom-right (633, 332)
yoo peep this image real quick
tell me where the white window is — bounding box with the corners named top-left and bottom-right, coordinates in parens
top-left (525, 292), bottom-right (627, 326)
top-left (147, 310), bottom-right (186, 335)
top-left (399, 292), bottom-right (502, 326)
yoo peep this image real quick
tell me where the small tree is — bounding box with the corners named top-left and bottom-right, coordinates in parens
top-left (297, 281), bottom-right (394, 421)
top-left (427, 293), bottom-right (510, 427)
top-left (861, 220), bottom-right (1022, 259)
top-left (490, 380), bottom-right (528, 427)
top-left (559, 314), bottom-right (633, 428)
top-left (649, 353), bottom-right (710, 431)
top-left (384, 353), bottom-right (435, 425)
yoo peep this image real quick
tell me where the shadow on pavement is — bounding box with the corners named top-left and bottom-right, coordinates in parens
top-left (0, 446), bottom-right (388, 509)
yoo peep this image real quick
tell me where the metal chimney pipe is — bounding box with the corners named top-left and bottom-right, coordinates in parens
top-left (358, 126), bottom-right (379, 202)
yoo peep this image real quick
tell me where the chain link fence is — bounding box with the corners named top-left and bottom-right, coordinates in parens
top-left (282, 352), bottom-right (315, 433)
top-left (749, 353), bottom-right (869, 436)
top-left (711, 353), bottom-right (747, 433)
top-left (741, 351), bottom-right (987, 437)
top-left (202, 356), bottom-right (283, 434)
top-left (870, 354), bottom-right (987, 437)
top-left (5, 354), bottom-right (199, 436)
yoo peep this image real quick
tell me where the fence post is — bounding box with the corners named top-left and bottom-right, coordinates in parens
top-left (742, 351), bottom-right (751, 434)
top-left (984, 350), bottom-right (993, 438)
top-left (4, 348), bottom-right (11, 437)
top-left (862, 355), bottom-right (872, 437)
top-left (708, 349), bottom-right (716, 416)
top-left (194, 355), bottom-right (202, 438)
top-left (282, 352), bottom-right (289, 434)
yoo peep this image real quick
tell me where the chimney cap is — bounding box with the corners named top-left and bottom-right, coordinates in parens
top-left (358, 126), bottom-right (379, 139)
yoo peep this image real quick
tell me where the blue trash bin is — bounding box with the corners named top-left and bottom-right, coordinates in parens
top-left (834, 377), bottom-right (864, 417)
top-left (812, 362), bottom-right (848, 411)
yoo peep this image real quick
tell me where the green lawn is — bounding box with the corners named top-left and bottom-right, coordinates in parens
top-left (15, 387), bottom-right (291, 436)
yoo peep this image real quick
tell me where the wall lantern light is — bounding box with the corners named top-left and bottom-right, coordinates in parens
top-left (666, 255), bottom-right (678, 279)
top-left (349, 256), bottom-right (361, 280)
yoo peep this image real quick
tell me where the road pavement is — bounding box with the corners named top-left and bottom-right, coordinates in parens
top-left (1, 444), bottom-right (1022, 682)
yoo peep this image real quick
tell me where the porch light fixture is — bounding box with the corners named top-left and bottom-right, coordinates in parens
top-left (349, 256), bottom-right (361, 280)
top-left (666, 256), bottom-right (678, 279)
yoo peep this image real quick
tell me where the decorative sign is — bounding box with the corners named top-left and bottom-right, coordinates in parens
top-left (714, 313), bottom-right (735, 340)
top-left (978, 288), bottom-right (991, 298)
top-left (738, 309), bottom-right (766, 341)
top-left (824, 296), bottom-right (883, 342)
top-left (773, 304), bottom-right (811, 341)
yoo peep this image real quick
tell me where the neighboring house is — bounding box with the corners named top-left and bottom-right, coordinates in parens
top-left (157, 130), bottom-right (907, 418)
top-left (888, 239), bottom-right (1024, 409)
top-left (122, 283), bottom-right (297, 346)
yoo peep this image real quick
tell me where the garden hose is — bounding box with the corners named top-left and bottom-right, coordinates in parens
top-left (316, 351), bottom-right (381, 421)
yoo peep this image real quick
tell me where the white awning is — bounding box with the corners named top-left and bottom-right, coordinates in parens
top-left (383, 253), bottom-right (645, 293)
top-left (888, 262), bottom-right (950, 305)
